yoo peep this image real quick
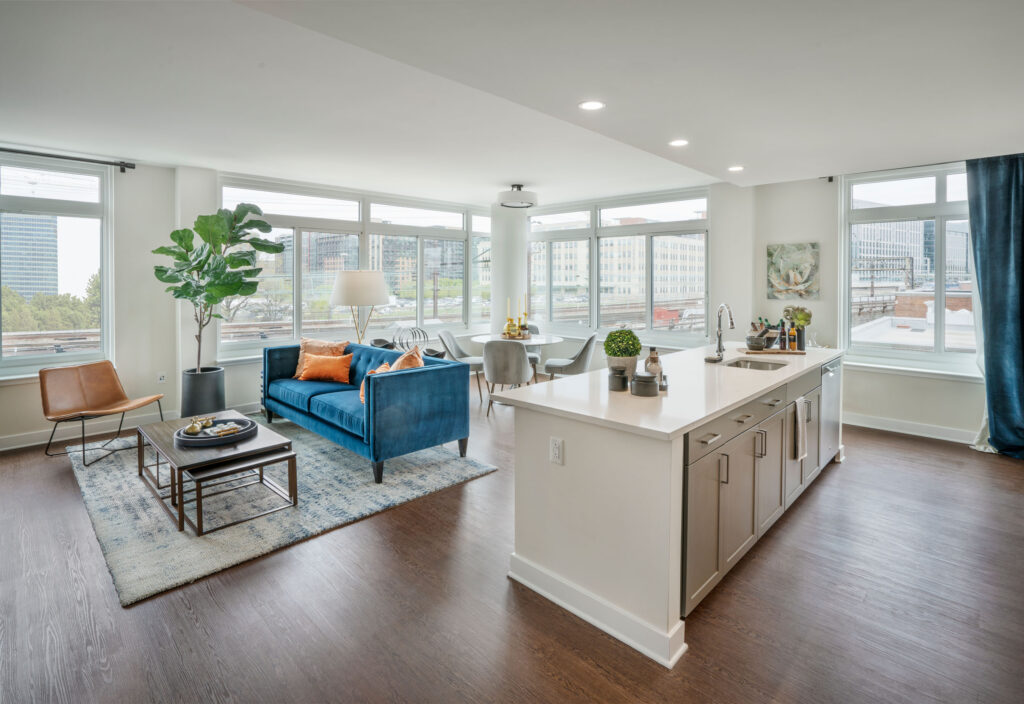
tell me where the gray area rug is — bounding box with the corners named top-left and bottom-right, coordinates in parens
top-left (68, 418), bottom-right (495, 606)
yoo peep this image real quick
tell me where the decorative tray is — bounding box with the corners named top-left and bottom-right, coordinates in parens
top-left (174, 418), bottom-right (258, 447)
top-left (501, 333), bottom-right (531, 340)
top-left (744, 349), bottom-right (807, 355)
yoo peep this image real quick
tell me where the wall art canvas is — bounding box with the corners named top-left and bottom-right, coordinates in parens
top-left (767, 242), bottom-right (820, 299)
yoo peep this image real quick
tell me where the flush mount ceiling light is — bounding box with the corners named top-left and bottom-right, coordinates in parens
top-left (498, 184), bottom-right (538, 208)
top-left (668, 139), bottom-right (689, 147)
top-left (728, 165), bottom-right (744, 172)
top-left (578, 100), bottom-right (606, 111)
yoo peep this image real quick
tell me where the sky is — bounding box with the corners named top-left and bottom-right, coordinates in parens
top-left (57, 216), bottom-right (100, 298)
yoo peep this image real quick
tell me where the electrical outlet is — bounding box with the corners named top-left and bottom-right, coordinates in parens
top-left (157, 372), bottom-right (167, 384)
top-left (549, 436), bottom-right (564, 465)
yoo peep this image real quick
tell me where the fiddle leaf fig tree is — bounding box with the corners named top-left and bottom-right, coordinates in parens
top-left (152, 203), bottom-right (285, 374)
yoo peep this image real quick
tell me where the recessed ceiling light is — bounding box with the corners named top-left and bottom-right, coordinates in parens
top-left (578, 100), bottom-right (606, 111)
top-left (728, 165), bottom-right (744, 172)
top-left (668, 139), bottom-right (689, 147)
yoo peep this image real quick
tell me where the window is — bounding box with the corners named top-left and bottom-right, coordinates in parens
top-left (1, 155), bottom-right (109, 375)
top-left (472, 215), bottom-right (491, 234)
top-left (600, 198), bottom-right (707, 227)
top-left (530, 210), bottom-right (590, 232)
top-left (371, 203), bottom-right (462, 230)
top-left (550, 239), bottom-right (590, 327)
top-left (470, 236), bottom-right (490, 323)
top-left (528, 241), bottom-right (548, 322)
top-left (652, 233), bottom-right (705, 334)
top-left (843, 165), bottom-right (974, 370)
top-left (368, 234), bottom-right (417, 329)
top-left (422, 239), bottom-right (465, 325)
top-left (222, 186), bottom-right (358, 221)
top-left (301, 231), bottom-right (359, 337)
top-left (218, 181), bottom-right (480, 356)
top-left (220, 228), bottom-right (294, 344)
top-left (599, 236), bottom-right (646, 329)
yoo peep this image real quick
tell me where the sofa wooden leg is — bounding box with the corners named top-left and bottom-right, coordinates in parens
top-left (458, 438), bottom-right (468, 457)
top-left (265, 408), bottom-right (274, 423)
top-left (372, 461), bottom-right (384, 484)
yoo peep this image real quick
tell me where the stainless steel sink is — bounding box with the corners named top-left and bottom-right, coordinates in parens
top-left (726, 359), bottom-right (787, 371)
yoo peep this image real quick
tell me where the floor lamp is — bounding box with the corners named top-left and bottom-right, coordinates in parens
top-left (330, 270), bottom-right (390, 344)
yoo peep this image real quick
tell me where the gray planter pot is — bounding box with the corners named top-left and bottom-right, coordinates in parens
top-left (606, 355), bottom-right (638, 379)
top-left (181, 367), bottom-right (226, 418)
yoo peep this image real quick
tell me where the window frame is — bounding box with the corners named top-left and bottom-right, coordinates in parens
top-left (527, 187), bottom-right (710, 347)
top-left (216, 175), bottom-right (475, 359)
top-left (0, 152), bottom-right (113, 379)
top-left (840, 163), bottom-right (977, 375)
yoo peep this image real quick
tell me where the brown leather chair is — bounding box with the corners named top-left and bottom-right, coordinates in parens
top-left (39, 360), bottom-right (164, 466)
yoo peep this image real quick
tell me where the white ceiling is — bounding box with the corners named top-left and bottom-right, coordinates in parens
top-left (246, 0), bottom-right (1024, 187)
top-left (0, 1), bottom-right (713, 206)
top-left (2, 1), bottom-right (1022, 207)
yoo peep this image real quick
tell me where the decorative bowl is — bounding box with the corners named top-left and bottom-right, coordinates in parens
top-left (746, 336), bottom-right (767, 351)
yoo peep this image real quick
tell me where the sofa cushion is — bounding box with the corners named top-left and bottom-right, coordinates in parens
top-left (298, 352), bottom-right (353, 383)
top-left (268, 378), bottom-right (356, 412)
top-left (294, 338), bottom-right (350, 378)
top-left (309, 390), bottom-right (366, 439)
top-left (349, 346), bottom-right (403, 386)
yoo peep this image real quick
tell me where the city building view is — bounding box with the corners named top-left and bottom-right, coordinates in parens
top-left (850, 206), bottom-right (974, 351)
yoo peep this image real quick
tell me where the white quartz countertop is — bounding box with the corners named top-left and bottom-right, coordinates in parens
top-left (492, 342), bottom-right (843, 440)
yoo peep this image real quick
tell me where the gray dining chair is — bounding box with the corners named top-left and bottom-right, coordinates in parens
top-left (543, 333), bottom-right (598, 380)
top-left (525, 323), bottom-right (541, 382)
top-left (483, 340), bottom-right (533, 417)
top-left (438, 330), bottom-right (484, 402)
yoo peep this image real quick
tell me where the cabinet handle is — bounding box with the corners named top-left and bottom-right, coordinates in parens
top-left (719, 453), bottom-right (730, 484)
top-left (805, 399), bottom-right (813, 423)
top-left (734, 413), bottom-right (754, 424)
top-left (755, 429), bottom-right (767, 458)
top-left (763, 398), bottom-right (783, 407)
top-left (699, 432), bottom-right (722, 446)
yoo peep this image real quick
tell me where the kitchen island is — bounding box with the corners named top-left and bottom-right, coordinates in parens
top-left (492, 342), bottom-right (843, 667)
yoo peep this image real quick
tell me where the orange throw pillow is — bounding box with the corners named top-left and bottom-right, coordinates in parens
top-left (298, 353), bottom-right (353, 383)
top-left (360, 362), bottom-right (391, 403)
top-left (392, 345), bottom-right (425, 371)
top-left (294, 338), bottom-right (349, 378)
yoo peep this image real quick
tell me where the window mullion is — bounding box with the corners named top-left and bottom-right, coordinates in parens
top-left (293, 227), bottom-right (302, 341)
top-left (645, 234), bottom-right (654, 333)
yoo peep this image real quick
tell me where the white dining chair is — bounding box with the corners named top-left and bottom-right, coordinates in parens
top-left (482, 340), bottom-right (533, 417)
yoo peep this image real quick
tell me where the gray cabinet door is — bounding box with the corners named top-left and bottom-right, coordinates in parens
top-left (756, 409), bottom-right (785, 537)
top-left (718, 429), bottom-right (758, 573)
top-left (802, 388), bottom-right (822, 484)
top-left (684, 448), bottom-right (723, 616)
top-left (820, 362), bottom-right (842, 466)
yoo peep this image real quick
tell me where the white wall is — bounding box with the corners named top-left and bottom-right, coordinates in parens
top-left (708, 183), bottom-right (755, 344)
top-left (753, 179), bottom-right (840, 347)
top-left (0, 164), bottom-right (178, 449)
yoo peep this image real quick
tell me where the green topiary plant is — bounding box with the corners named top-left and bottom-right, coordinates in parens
top-left (604, 329), bottom-right (642, 358)
top-left (152, 203), bottom-right (285, 374)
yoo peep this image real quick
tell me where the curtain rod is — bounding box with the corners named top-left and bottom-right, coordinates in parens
top-left (0, 147), bottom-right (135, 173)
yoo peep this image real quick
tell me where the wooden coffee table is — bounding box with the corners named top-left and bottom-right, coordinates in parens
top-left (137, 410), bottom-right (297, 535)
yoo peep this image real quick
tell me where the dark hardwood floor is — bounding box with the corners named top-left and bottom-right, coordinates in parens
top-left (1, 398), bottom-right (1022, 703)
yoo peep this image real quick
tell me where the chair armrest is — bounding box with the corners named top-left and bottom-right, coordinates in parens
top-left (262, 346), bottom-right (300, 404)
top-left (365, 361), bottom-right (470, 460)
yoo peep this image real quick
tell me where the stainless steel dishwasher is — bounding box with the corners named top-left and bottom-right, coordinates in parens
top-left (819, 359), bottom-right (843, 465)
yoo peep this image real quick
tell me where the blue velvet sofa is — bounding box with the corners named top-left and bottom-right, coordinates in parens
top-left (262, 343), bottom-right (470, 483)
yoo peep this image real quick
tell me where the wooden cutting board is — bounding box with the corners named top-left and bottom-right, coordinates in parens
top-left (744, 348), bottom-right (807, 355)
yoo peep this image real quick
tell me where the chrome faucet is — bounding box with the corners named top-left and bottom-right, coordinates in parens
top-left (704, 302), bottom-right (735, 363)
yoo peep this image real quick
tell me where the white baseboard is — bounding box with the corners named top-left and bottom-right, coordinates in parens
top-left (844, 412), bottom-right (976, 444)
top-left (0, 402), bottom-right (263, 453)
top-left (508, 553), bottom-right (687, 669)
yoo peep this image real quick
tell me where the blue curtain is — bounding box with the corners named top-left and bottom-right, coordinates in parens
top-left (967, 154), bottom-right (1024, 459)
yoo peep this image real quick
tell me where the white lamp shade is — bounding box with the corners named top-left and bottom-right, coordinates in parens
top-left (330, 270), bottom-right (390, 307)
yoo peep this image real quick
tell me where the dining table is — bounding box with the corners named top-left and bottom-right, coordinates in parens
top-left (470, 333), bottom-right (565, 347)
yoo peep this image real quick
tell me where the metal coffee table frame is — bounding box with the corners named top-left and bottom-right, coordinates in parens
top-left (137, 411), bottom-right (297, 536)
